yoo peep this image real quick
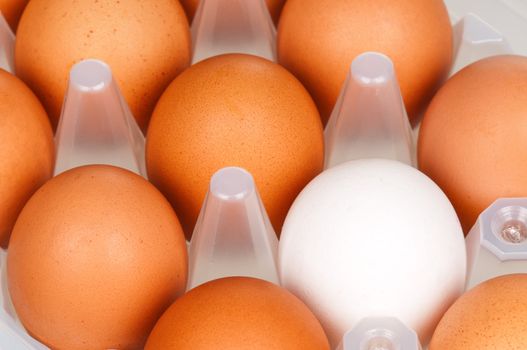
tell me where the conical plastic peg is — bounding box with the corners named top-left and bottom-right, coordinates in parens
top-left (0, 11), bottom-right (14, 73)
top-left (54, 59), bottom-right (146, 177)
top-left (191, 0), bottom-right (276, 64)
top-left (187, 167), bottom-right (279, 290)
top-left (0, 250), bottom-right (49, 350)
top-left (324, 52), bottom-right (415, 169)
top-left (337, 318), bottom-right (422, 350)
top-left (450, 13), bottom-right (512, 75)
top-left (466, 198), bottom-right (527, 290)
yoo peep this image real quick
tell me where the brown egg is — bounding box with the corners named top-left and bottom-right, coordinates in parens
top-left (15, 0), bottom-right (191, 131)
top-left (7, 165), bottom-right (188, 350)
top-left (145, 277), bottom-right (330, 350)
top-left (418, 55), bottom-right (527, 233)
top-left (146, 53), bottom-right (324, 239)
top-left (430, 274), bottom-right (527, 349)
top-left (277, 0), bottom-right (453, 125)
top-left (0, 0), bottom-right (29, 31)
top-left (0, 69), bottom-right (54, 248)
top-left (180, 0), bottom-right (285, 25)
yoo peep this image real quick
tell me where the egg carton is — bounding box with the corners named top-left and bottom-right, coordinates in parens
top-left (188, 166), bottom-right (280, 290)
top-left (445, 0), bottom-right (527, 55)
top-left (0, 0), bottom-right (526, 349)
top-left (466, 198), bottom-right (527, 289)
top-left (337, 318), bottom-right (421, 350)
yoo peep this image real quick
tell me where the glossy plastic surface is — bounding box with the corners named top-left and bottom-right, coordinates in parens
top-left (324, 52), bottom-right (415, 169)
top-left (446, 0), bottom-right (527, 56)
top-left (0, 11), bottom-right (14, 73)
top-left (187, 167), bottom-right (279, 290)
top-left (191, 0), bottom-right (276, 64)
top-left (451, 13), bottom-right (512, 75)
top-left (466, 198), bottom-right (527, 289)
top-left (54, 59), bottom-right (146, 177)
top-left (338, 318), bottom-right (421, 350)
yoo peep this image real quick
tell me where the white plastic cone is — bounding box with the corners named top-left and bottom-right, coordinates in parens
top-left (324, 52), bottom-right (415, 169)
top-left (0, 11), bottom-right (14, 73)
top-left (187, 167), bottom-right (279, 290)
top-left (54, 59), bottom-right (146, 177)
top-left (191, 0), bottom-right (276, 64)
top-left (451, 14), bottom-right (512, 76)
top-left (337, 318), bottom-right (422, 350)
top-left (0, 251), bottom-right (49, 350)
top-left (466, 198), bottom-right (527, 290)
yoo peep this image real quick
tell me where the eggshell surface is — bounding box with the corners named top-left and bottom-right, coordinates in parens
top-left (277, 0), bottom-right (453, 125)
top-left (15, 0), bottom-right (191, 131)
top-left (0, 69), bottom-right (54, 248)
top-left (145, 277), bottom-right (330, 350)
top-left (418, 55), bottom-right (527, 233)
top-left (430, 274), bottom-right (527, 349)
top-left (279, 159), bottom-right (466, 347)
top-left (0, 0), bottom-right (28, 31)
top-left (146, 53), bottom-right (324, 239)
top-left (180, 0), bottom-right (285, 25)
top-left (7, 165), bottom-right (188, 350)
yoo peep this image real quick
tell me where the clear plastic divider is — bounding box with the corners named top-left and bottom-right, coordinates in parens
top-left (0, 11), bottom-right (14, 73)
top-left (191, 0), bottom-right (276, 64)
top-left (337, 318), bottom-right (422, 350)
top-left (450, 13), bottom-right (512, 76)
top-left (324, 52), bottom-right (415, 169)
top-left (466, 198), bottom-right (527, 290)
top-left (187, 167), bottom-right (279, 290)
top-left (54, 59), bottom-right (146, 177)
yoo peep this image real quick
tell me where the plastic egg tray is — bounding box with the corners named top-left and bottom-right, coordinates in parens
top-left (1, 1), bottom-right (527, 349)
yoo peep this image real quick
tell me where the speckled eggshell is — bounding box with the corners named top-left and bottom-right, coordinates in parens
top-left (7, 165), bottom-right (188, 350)
top-left (0, 0), bottom-right (29, 31)
top-left (145, 277), bottom-right (330, 350)
top-left (0, 69), bottom-right (54, 248)
top-left (279, 159), bottom-right (466, 347)
top-left (277, 0), bottom-right (453, 125)
top-left (15, 0), bottom-right (191, 131)
top-left (146, 53), bottom-right (324, 239)
top-left (430, 274), bottom-right (527, 349)
top-left (418, 55), bottom-right (527, 233)
top-left (180, 0), bottom-right (285, 24)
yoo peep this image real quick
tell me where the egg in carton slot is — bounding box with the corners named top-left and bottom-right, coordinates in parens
top-left (0, 0), bottom-right (526, 349)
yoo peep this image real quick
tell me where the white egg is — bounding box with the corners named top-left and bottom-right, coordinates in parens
top-left (279, 159), bottom-right (466, 347)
